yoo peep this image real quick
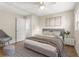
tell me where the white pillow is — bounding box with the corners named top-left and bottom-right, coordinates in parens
top-left (52, 31), bottom-right (60, 36)
top-left (43, 31), bottom-right (54, 35)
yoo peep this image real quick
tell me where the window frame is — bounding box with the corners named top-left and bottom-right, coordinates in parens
top-left (75, 9), bottom-right (79, 31)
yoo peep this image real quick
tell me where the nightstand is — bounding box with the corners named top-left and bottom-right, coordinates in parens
top-left (64, 38), bottom-right (75, 46)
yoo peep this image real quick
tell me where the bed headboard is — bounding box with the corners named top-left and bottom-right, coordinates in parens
top-left (42, 28), bottom-right (65, 40)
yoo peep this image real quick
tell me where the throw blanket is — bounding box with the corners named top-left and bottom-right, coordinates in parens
top-left (26, 34), bottom-right (65, 57)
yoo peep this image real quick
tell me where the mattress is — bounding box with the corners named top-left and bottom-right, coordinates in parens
top-left (24, 39), bottom-right (58, 57)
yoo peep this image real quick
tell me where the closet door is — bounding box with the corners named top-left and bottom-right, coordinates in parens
top-left (16, 17), bottom-right (26, 42)
top-left (25, 17), bottom-right (31, 37)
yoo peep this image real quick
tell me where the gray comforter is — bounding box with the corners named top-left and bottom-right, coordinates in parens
top-left (26, 34), bottom-right (66, 57)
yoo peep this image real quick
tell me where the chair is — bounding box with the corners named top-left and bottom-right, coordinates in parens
top-left (0, 30), bottom-right (12, 47)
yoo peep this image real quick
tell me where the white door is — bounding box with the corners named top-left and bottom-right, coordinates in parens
top-left (16, 17), bottom-right (26, 42)
top-left (25, 17), bottom-right (31, 37)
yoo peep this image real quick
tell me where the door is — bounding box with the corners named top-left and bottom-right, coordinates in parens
top-left (25, 17), bottom-right (31, 37)
top-left (16, 17), bottom-right (26, 42)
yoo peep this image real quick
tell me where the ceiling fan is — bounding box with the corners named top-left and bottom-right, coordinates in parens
top-left (26, 2), bottom-right (56, 10)
top-left (39, 2), bottom-right (56, 10)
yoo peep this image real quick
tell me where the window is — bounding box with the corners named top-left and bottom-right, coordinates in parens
top-left (50, 17), bottom-right (55, 26)
top-left (55, 16), bottom-right (61, 26)
top-left (45, 18), bottom-right (50, 27)
top-left (45, 16), bottom-right (61, 27)
top-left (75, 10), bottom-right (79, 31)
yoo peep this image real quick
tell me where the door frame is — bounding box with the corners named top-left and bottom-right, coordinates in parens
top-left (15, 17), bottom-right (17, 43)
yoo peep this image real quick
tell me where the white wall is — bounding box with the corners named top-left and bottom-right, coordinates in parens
top-left (74, 3), bottom-right (79, 56)
top-left (29, 15), bottom-right (41, 35)
top-left (39, 10), bottom-right (74, 38)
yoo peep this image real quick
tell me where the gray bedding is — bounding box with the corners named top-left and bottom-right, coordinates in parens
top-left (26, 34), bottom-right (66, 57)
top-left (24, 39), bottom-right (58, 57)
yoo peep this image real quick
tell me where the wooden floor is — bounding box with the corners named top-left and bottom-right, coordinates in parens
top-left (0, 42), bottom-right (78, 57)
top-left (0, 47), bottom-right (4, 57)
top-left (64, 45), bottom-right (78, 57)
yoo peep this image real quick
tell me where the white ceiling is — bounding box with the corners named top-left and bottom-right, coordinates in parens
top-left (0, 2), bottom-right (76, 16)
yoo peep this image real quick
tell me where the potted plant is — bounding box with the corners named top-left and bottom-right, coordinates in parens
top-left (64, 31), bottom-right (70, 38)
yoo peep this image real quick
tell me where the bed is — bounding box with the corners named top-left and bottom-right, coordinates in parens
top-left (24, 28), bottom-right (66, 57)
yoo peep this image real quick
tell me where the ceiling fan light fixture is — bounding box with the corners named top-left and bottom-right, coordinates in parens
top-left (40, 5), bottom-right (45, 10)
